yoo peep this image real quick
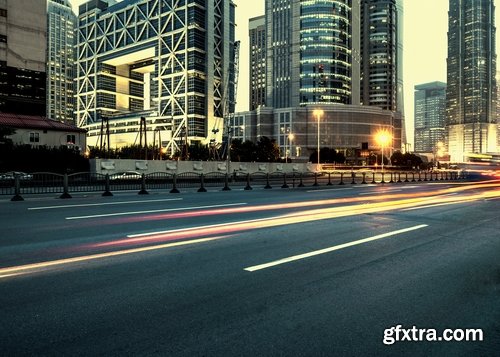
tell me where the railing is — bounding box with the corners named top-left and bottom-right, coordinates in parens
top-left (0, 169), bottom-right (469, 201)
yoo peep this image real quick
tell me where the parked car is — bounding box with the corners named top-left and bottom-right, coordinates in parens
top-left (0, 171), bottom-right (33, 180)
top-left (110, 171), bottom-right (143, 180)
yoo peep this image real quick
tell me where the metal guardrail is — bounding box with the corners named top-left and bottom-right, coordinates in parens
top-left (0, 170), bottom-right (468, 201)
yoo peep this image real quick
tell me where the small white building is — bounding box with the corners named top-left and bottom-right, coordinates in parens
top-left (0, 113), bottom-right (86, 150)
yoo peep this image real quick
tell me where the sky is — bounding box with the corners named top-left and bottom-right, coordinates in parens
top-left (71, 0), bottom-right (478, 148)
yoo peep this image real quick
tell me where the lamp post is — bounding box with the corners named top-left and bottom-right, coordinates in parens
top-left (313, 109), bottom-right (324, 165)
top-left (285, 133), bottom-right (294, 163)
top-left (376, 130), bottom-right (392, 173)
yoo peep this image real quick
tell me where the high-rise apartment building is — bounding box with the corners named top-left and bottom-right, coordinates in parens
top-left (76, 0), bottom-right (236, 152)
top-left (414, 82), bottom-right (447, 153)
top-left (446, 0), bottom-right (498, 162)
top-left (249, 15), bottom-right (266, 110)
top-left (0, 0), bottom-right (46, 116)
top-left (47, 0), bottom-right (77, 124)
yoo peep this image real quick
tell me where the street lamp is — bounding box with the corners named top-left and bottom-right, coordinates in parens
top-left (313, 109), bottom-right (324, 165)
top-left (285, 133), bottom-right (294, 163)
top-left (376, 130), bottom-right (392, 173)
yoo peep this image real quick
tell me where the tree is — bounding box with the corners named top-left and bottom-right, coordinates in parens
top-left (0, 126), bottom-right (15, 146)
top-left (255, 136), bottom-right (280, 162)
top-left (310, 148), bottom-right (346, 164)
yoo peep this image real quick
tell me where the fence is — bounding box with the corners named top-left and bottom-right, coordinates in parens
top-left (1, 170), bottom-right (468, 201)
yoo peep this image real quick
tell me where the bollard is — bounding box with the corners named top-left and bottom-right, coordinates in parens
top-left (138, 173), bottom-right (149, 195)
top-left (10, 174), bottom-right (24, 201)
top-left (222, 173), bottom-right (231, 191)
top-left (170, 174), bottom-right (180, 193)
top-left (198, 173), bottom-right (207, 192)
top-left (440, 172), bottom-right (444, 181)
top-left (397, 172), bottom-right (402, 183)
top-left (327, 172), bottom-right (333, 186)
top-left (411, 172), bottom-right (416, 182)
top-left (339, 172), bottom-right (345, 185)
top-left (389, 173), bottom-right (394, 183)
top-left (60, 173), bottom-right (72, 199)
top-left (424, 172), bottom-right (428, 181)
top-left (351, 172), bottom-right (356, 184)
top-left (371, 172), bottom-right (376, 184)
top-left (313, 172), bottom-right (319, 187)
top-left (244, 173), bottom-right (252, 190)
top-left (418, 172), bottom-right (422, 182)
top-left (264, 173), bottom-right (272, 189)
top-left (361, 173), bottom-right (367, 184)
top-left (102, 173), bottom-right (113, 196)
top-left (404, 172), bottom-right (409, 183)
top-left (381, 172), bottom-right (386, 184)
top-left (281, 172), bottom-right (289, 189)
top-left (298, 172), bottom-right (305, 187)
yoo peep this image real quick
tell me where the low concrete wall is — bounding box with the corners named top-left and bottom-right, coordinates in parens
top-left (90, 159), bottom-right (313, 175)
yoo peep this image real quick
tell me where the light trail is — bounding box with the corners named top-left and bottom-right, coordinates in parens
top-left (0, 236), bottom-right (232, 279)
top-left (106, 182), bottom-right (500, 224)
top-left (65, 202), bottom-right (247, 220)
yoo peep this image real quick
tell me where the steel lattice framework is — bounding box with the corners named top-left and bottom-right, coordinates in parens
top-left (76, 0), bottom-right (235, 152)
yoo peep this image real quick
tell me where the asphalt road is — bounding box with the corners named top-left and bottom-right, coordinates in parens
top-left (0, 180), bottom-right (499, 356)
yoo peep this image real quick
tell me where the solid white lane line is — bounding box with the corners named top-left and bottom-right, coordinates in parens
top-left (65, 202), bottom-right (247, 220)
top-left (244, 224), bottom-right (428, 272)
top-left (401, 199), bottom-right (478, 211)
top-left (29, 198), bottom-right (183, 211)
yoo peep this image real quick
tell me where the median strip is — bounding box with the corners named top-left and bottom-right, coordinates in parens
top-left (244, 224), bottom-right (428, 272)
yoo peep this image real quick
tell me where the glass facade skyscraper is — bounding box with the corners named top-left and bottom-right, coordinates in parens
top-left (361, 0), bottom-right (403, 113)
top-left (446, 0), bottom-right (497, 161)
top-left (249, 15), bottom-right (266, 110)
top-left (47, 0), bottom-right (77, 124)
top-left (299, 0), bottom-right (360, 106)
top-left (414, 82), bottom-right (447, 153)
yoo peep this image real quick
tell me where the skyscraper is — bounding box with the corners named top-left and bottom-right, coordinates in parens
top-left (47, 0), bottom-right (77, 124)
top-left (446, 0), bottom-right (497, 162)
top-left (361, 0), bottom-right (404, 113)
top-left (414, 82), bottom-right (447, 153)
top-left (249, 15), bottom-right (266, 110)
top-left (236, 0), bottom-right (405, 161)
top-left (76, 0), bottom-right (236, 152)
top-left (265, 0), bottom-right (361, 109)
top-left (0, 0), bottom-right (46, 116)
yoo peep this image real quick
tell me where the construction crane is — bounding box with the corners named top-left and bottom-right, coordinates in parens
top-left (209, 40), bottom-right (240, 161)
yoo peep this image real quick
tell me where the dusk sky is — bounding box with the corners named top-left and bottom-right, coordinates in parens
top-left (72, 0), bottom-right (496, 148)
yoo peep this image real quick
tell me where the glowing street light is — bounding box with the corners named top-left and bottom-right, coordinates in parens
top-left (313, 109), bottom-right (324, 165)
top-left (376, 130), bottom-right (392, 173)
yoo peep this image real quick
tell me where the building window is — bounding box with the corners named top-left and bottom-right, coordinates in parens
top-left (30, 132), bottom-right (39, 143)
top-left (0, 9), bottom-right (7, 17)
top-left (0, 35), bottom-right (6, 43)
top-left (67, 134), bottom-right (76, 144)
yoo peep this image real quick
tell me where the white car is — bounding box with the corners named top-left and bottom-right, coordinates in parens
top-left (0, 171), bottom-right (33, 180)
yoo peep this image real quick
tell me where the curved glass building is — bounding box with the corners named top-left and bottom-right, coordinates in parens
top-left (300, 1), bottom-right (357, 105)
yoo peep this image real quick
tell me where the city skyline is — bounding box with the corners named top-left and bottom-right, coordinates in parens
top-left (71, 0), bottom-right (499, 152)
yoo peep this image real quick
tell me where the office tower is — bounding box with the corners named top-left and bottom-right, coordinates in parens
top-left (76, 0), bottom-right (236, 151)
top-left (47, 0), bottom-right (77, 124)
top-left (265, 0), bottom-right (361, 108)
top-left (361, 0), bottom-right (404, 113)
top-left (446, 0), bottom-right (497, 162)
top-left (414, 82), bottom-right (447, 153)
top-left (0, 0), bottom-right (46, 116)
top-left (249, 15), bottom-right (266, 110)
